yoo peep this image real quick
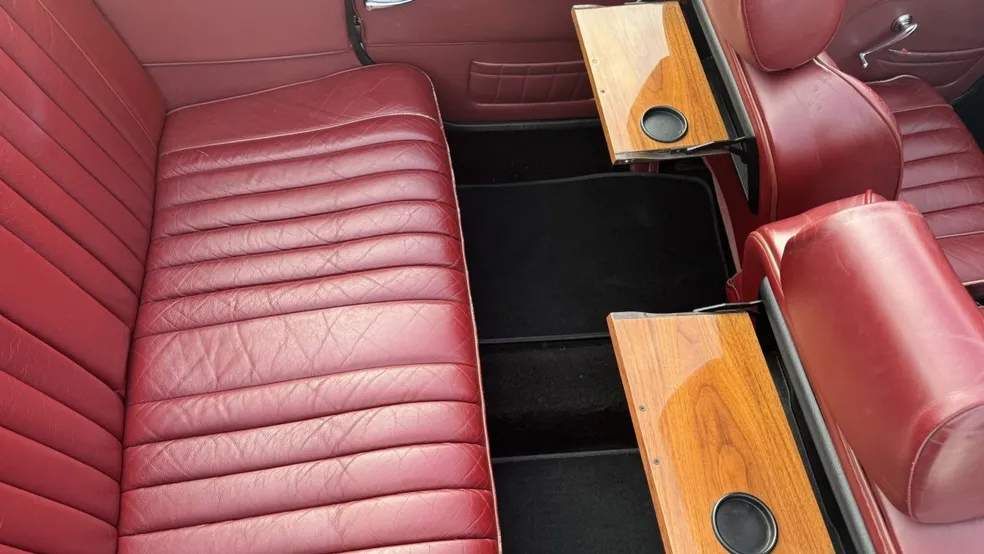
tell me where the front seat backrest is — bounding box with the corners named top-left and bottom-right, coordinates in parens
top-left (704, 0), bottom-right (904, 221)
top-left (783, 201), bottom-right (984, 525)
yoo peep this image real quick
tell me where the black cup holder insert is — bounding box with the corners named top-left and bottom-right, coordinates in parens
top-left (712, 493), bottom-right (778, 554)
top-left (640, 106), bottom-right (689, 143)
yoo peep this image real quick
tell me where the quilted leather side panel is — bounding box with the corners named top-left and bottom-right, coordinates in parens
top-left (468, 60), bottom-right (593, 104)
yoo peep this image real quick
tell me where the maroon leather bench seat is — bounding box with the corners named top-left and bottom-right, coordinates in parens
top-left (0, 1), bottom-right (499, 554)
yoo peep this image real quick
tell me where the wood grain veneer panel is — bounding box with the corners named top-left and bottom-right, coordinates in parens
top-left (607, 312), bottom-right (836, 554)
top-left (573, 2), bottom-right (728, 162)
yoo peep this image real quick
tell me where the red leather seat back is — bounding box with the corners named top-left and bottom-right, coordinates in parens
top-left (781, 202), bottom-right (984, 524)
top-left (0, 1), bottom-right (165, 552)
top-left (739, 57), bottom-right (903, 220)
top-left (704, 0), bottom-right (904, 240)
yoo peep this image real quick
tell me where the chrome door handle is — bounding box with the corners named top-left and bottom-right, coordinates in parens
top-left (365, 0), bottom-right (413, 10)
top-left (859, 14), bottom-right (918, 69)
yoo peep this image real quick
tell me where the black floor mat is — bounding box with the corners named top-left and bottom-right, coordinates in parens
top-left (480, 338), bottom-right (636, 456)
top-left (459, 173), bottom-right (729, 340)
top-left (493, 450), bottom-right (664, 554)
top-left (955, 76), bottom-right (984, 148)
top-left (446, 122), bottom-right (618, 184)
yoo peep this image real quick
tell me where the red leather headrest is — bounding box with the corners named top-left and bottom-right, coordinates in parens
top-left (704, 0), bottom-right (846, 71)
top-left (781, 202), bottom-right (984, 524)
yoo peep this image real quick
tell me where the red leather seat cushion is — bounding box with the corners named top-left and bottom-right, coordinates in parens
top-left (869, 76), bottom-right (984, 289)
top-left (118, 65), bottom-right (499, 554)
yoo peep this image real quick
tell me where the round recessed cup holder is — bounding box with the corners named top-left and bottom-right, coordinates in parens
top-left (640, 105), bottom-right (689, 143)
top-left (712, 493), bottom-right (778, 554)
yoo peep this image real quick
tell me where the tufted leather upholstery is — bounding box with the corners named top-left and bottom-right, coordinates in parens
top-left (868, 76), bottom-right (984, 291)
top-left (0, 2), bottom-right (499, 553)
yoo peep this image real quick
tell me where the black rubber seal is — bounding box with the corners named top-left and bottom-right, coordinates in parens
top-left (712, 493), bottom-right (778, 554)
top-left (345, 0), bottom-right (375, 65)
top-left (761, 280), bottom-right (878, 554)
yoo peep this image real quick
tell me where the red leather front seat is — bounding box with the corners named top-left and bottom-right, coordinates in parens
top-left (747, 198), bottom-right (984, 554)
top-left (0, 1), bottom-right (500, 553)
top-left (703, 0), bottom-right (904, 250)
top-left (704, 0), bottom-right (984, 297)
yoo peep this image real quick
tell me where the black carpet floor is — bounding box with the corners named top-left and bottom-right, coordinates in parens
top-left (453, 163), bottom-right (729, 552)
top-left (955, 78), bottom-right (984, 148)
top-left (493, 450), bottom-right (664, 554)
top-left (459, 173), bottom-right (730, 340)
top-left (446, 122), bottom-right (618, 184)
top-left (480, 338), bottom-right (636, 456)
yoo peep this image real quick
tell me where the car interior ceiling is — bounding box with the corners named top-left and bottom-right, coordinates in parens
top-left (3, 0), bottom-right (984, 553)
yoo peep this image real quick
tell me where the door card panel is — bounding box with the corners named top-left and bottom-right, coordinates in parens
top-left (467, 61), bottom-right (593, 105)
top-left (360, 0), bottom-right (623, 122)
top-left (828, 0), bottom-right (984, 99)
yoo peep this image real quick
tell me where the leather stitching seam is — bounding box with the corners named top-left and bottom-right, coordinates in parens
top-left (890, 104), bottom-right (954, 116)
top-left (141, 262), bottom-right (465, 306)
top-left (127, 363), bottom-right (478, 418)
top-left (934, 227), bottom-right (984, 240)
top-left (164, 63), bottom-right (428, 114)
top-left (158, 168), bottom-right (453, 212)
top-left (159, 137), bottom-right (446, 183)
top-left (119, 488), bottom-right (496, 538)
top-left (133, 297), bottom-right (469, 339)
top-left (125, 363), bottom-right (479, 410)
top-left (0, 420), bottom-right (119, 482)
top-left (120, 444), bottom-right (490, 501)
top-left (906, 147), bottom-right (981, 165)
top-left (123, 400), bottom-right (485, 454)
top-left (156, 197), bottom-right (458, 240)
top-left (0, 36), bottom-right (156, 198)
top-left (0, 476), bottom-right (118, 527)
top-left (159, 113), bottom-right (443, 159)
top-left (900, 173), bottom-right (984, 193)
top-left (33, 0), bottom-right (159, 149)
top-left (145, 230), bottom-right (461, 276)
